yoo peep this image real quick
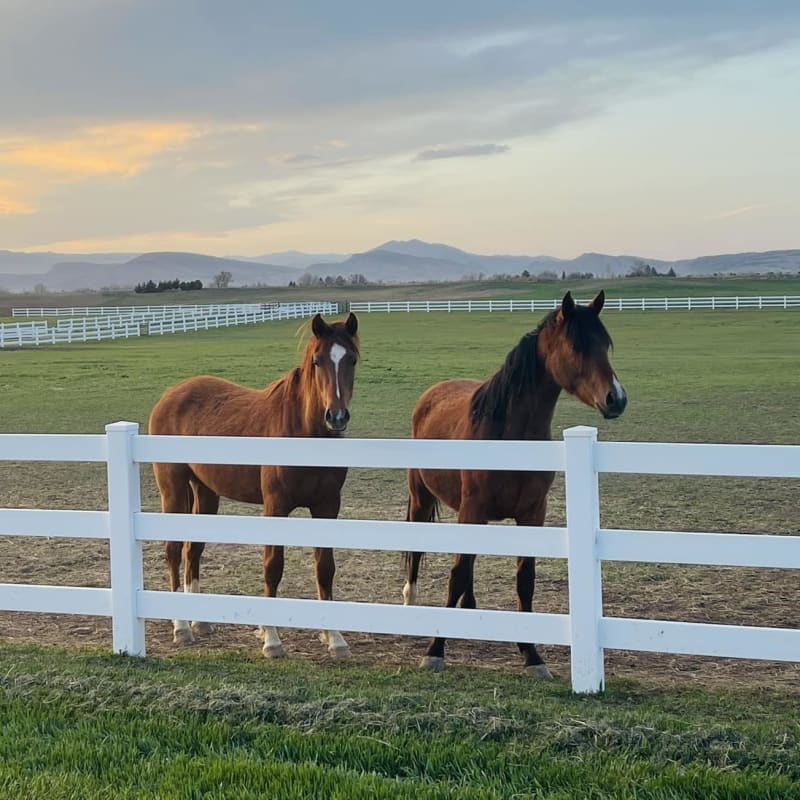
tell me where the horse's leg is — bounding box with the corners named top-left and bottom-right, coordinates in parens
top-left (420, 551), bottom-right (477, 672)
top-left (309, 499), bottom-right (350, 657)
top-left (403, 469), bottom-right (437, 605)
top-left (154, 462), bottom-right (194, 644)
top-left (259, 541), bottom-right (286, 658)
top-left (515, 508), bottom-right (553, 680)
top-left (186, 480), bottom-right (219, 637)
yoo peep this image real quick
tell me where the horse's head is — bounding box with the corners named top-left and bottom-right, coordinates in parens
top-left (308, 312), bottom-right (359, 433)
top-left (541, 291), bottom-right (627, 419)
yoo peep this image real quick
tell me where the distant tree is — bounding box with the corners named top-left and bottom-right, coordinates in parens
top-left (348, 273), bottom-right (368, 285)
top-left (211, 270), bottom-right (233, 289)
top-left (627, 260), bottom-right (660, 278)
top-left (334, 275), bottom-right (345, 287)
top-left (561, 270), bottom-right (566, 280)
top-left (566, 272), bottom-right (594, 281)
top-left (521, 269), bottom-right (530, 279)
top-left (538, 270), bottom-right (559, 281)
top-left (666, 267), bottom-right (676, 278)
top-left (33, 283), bottom-right (48, 295)
top-left (297, 272), bottom-right (315, 287)
top-left (288, 280), bottom-right (297, 287)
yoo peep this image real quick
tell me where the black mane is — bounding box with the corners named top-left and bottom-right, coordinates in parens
top-left (469, 306), bottom-right (612, 437)
top-left (469, 330), bottom-right (539, 437)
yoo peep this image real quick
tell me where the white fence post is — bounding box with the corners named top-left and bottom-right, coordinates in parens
top-left (563, 425), bottom-right (604, 693)
top-left (106, 421), bottom-right (146, 656)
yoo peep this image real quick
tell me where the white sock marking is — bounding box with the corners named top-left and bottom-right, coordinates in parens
top-left (402, 581), bottom-right (417, 606)
top-left (323, 629), bottom-right (349, 652)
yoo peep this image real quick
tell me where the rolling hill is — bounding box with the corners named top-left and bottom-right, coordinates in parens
top-left (0, 241), bottom-right (797, 293)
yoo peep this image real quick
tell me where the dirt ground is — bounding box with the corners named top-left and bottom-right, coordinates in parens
top-left (1, 461), bottom-right (799, 692)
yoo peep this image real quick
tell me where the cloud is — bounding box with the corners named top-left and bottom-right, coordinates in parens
top-left (0, 123), bottom-right (199, 177)
top-left (716, 204), bottom-right (764, 219)
top-left (415, 143), bottom-right (510, 161)
top-left (272, 153), bottom-right (321, 165)
top-left (0, 181), bottom-right (35, 215)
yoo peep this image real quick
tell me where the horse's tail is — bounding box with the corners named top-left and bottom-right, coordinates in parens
top-left (404, 496), bottom-right (440, 577)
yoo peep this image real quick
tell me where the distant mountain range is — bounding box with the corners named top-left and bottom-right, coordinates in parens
top-left (0, 241), bottom-right (798, 293)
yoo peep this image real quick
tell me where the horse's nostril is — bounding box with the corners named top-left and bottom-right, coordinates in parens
top-left (606, 392), bottom-right (615, 407)
top-left (343, 409), bottom-right (350, 423)
top-left (325, 409), bottom-right (334, 423)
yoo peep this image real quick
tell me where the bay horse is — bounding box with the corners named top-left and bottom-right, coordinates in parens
top-left (403, 291), bottom-right (626, 677)
top-left (148, 312), bottom-right (359, 659)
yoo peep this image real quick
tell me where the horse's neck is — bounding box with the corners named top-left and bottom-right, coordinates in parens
top-left (264, 367), bottom-right (328, 437)
top-left (503, 366), bottom-right (561, 440)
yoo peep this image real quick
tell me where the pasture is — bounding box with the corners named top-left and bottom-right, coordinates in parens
top-left (1, 306), bottom-right (799, 796)
top-left (1, 307), bottom-right (798, 679)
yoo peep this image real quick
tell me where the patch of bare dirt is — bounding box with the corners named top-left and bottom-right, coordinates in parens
top-left (1, 462), bottom-right (799, 693)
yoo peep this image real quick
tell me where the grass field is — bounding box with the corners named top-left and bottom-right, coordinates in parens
top-left (2, 647), bottom-right (799, 799)
top-left (1, 302), bottom-right (800, 796)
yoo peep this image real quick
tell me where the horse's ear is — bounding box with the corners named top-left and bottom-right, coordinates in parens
top-left (561, 291), bottom-right (575, 319)
top-left (345, 312), bottom-right (358, 336)
top-left (311, 313), bottom-right (331, 338)
top-left (589, 290), bottom-right (605, 315)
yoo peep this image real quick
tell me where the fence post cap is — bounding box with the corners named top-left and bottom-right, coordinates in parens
top-left (563, 425), bottom-right (598, 440)
top-left (105, 421), bottom-right (140, 433)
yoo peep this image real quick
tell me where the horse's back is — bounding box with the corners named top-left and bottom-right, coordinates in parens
top-left (149, 375), bottom-right (260, 436)
top-left (411, 379), bottom-right (480, 440)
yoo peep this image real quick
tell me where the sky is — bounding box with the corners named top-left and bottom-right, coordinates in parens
top-left (1, 1), bottom-right (799, 260)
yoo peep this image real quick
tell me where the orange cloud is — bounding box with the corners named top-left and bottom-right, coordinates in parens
top-left (0, 181), bottom-right (35, 215)
top-left (0, 122), bottom-right (199, 177)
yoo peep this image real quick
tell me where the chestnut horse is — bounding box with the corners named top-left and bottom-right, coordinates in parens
top-left (403, 291), bottom-right (626, 677)
top-left (149, 312), bottom-right (359, 658)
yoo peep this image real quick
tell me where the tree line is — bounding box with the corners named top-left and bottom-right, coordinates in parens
top-left (134, 279), bottom-right (204, 294)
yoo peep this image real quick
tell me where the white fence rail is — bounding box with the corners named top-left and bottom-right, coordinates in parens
top-left (12, 303), bottom-right (280, 317)
top-left (1, 425), bottom-right (798, 693)
top-left (1, 302), bottom-right (338, 347)
top-left (349, 296), bottom-right (800, 314)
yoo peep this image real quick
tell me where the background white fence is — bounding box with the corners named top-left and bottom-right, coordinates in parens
top-left (349, 296), bottom-right (800, 313)
top-left (11, 303), bottom-right (287, 317)
top-left (1, 424), bottom-right (798, 693)
top-left (1, 302), bottom-right (338, 348)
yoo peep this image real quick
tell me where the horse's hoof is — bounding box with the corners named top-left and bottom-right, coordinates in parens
top-left (525, 664), bottom-right (554, 680)
top-left (191, 621), bottom-right (214, 636)
top-left (262, 643), bottom-right (286, 659)
top-left (173, 627), bottom-right (194, 646)
top-left (329, 645), bottom-right (352, 659)
top-left (420, 656), bottom-right (446, 672)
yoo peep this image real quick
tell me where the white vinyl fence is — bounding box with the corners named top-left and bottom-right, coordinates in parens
top-left (12, 303), bottom-right (285, 317)
top-left (1, 425), bottom-right (798, 693)
top-left (349, 296), bottom-right (800, 314)
top-left (1, 302), bottom-right (338, 347)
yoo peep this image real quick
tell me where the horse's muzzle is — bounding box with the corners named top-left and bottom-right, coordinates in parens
top-left (600, 383), bottom-right (627, 419)
top-left (325, 408), bottom-right (350, 432)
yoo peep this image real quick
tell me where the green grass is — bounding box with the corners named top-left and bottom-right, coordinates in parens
top-left (1, 308), bottom-right (798, 531)
top-left (1, 646), bottom-right (799, 799)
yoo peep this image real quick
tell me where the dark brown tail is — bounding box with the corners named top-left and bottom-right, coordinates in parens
top-left (404, 496), bottom-right (440, 576)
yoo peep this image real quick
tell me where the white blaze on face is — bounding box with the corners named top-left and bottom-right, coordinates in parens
top-left (330, 343), bottom-right (346, 399)
top-left (613, 376), bottom-right (625, 400)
